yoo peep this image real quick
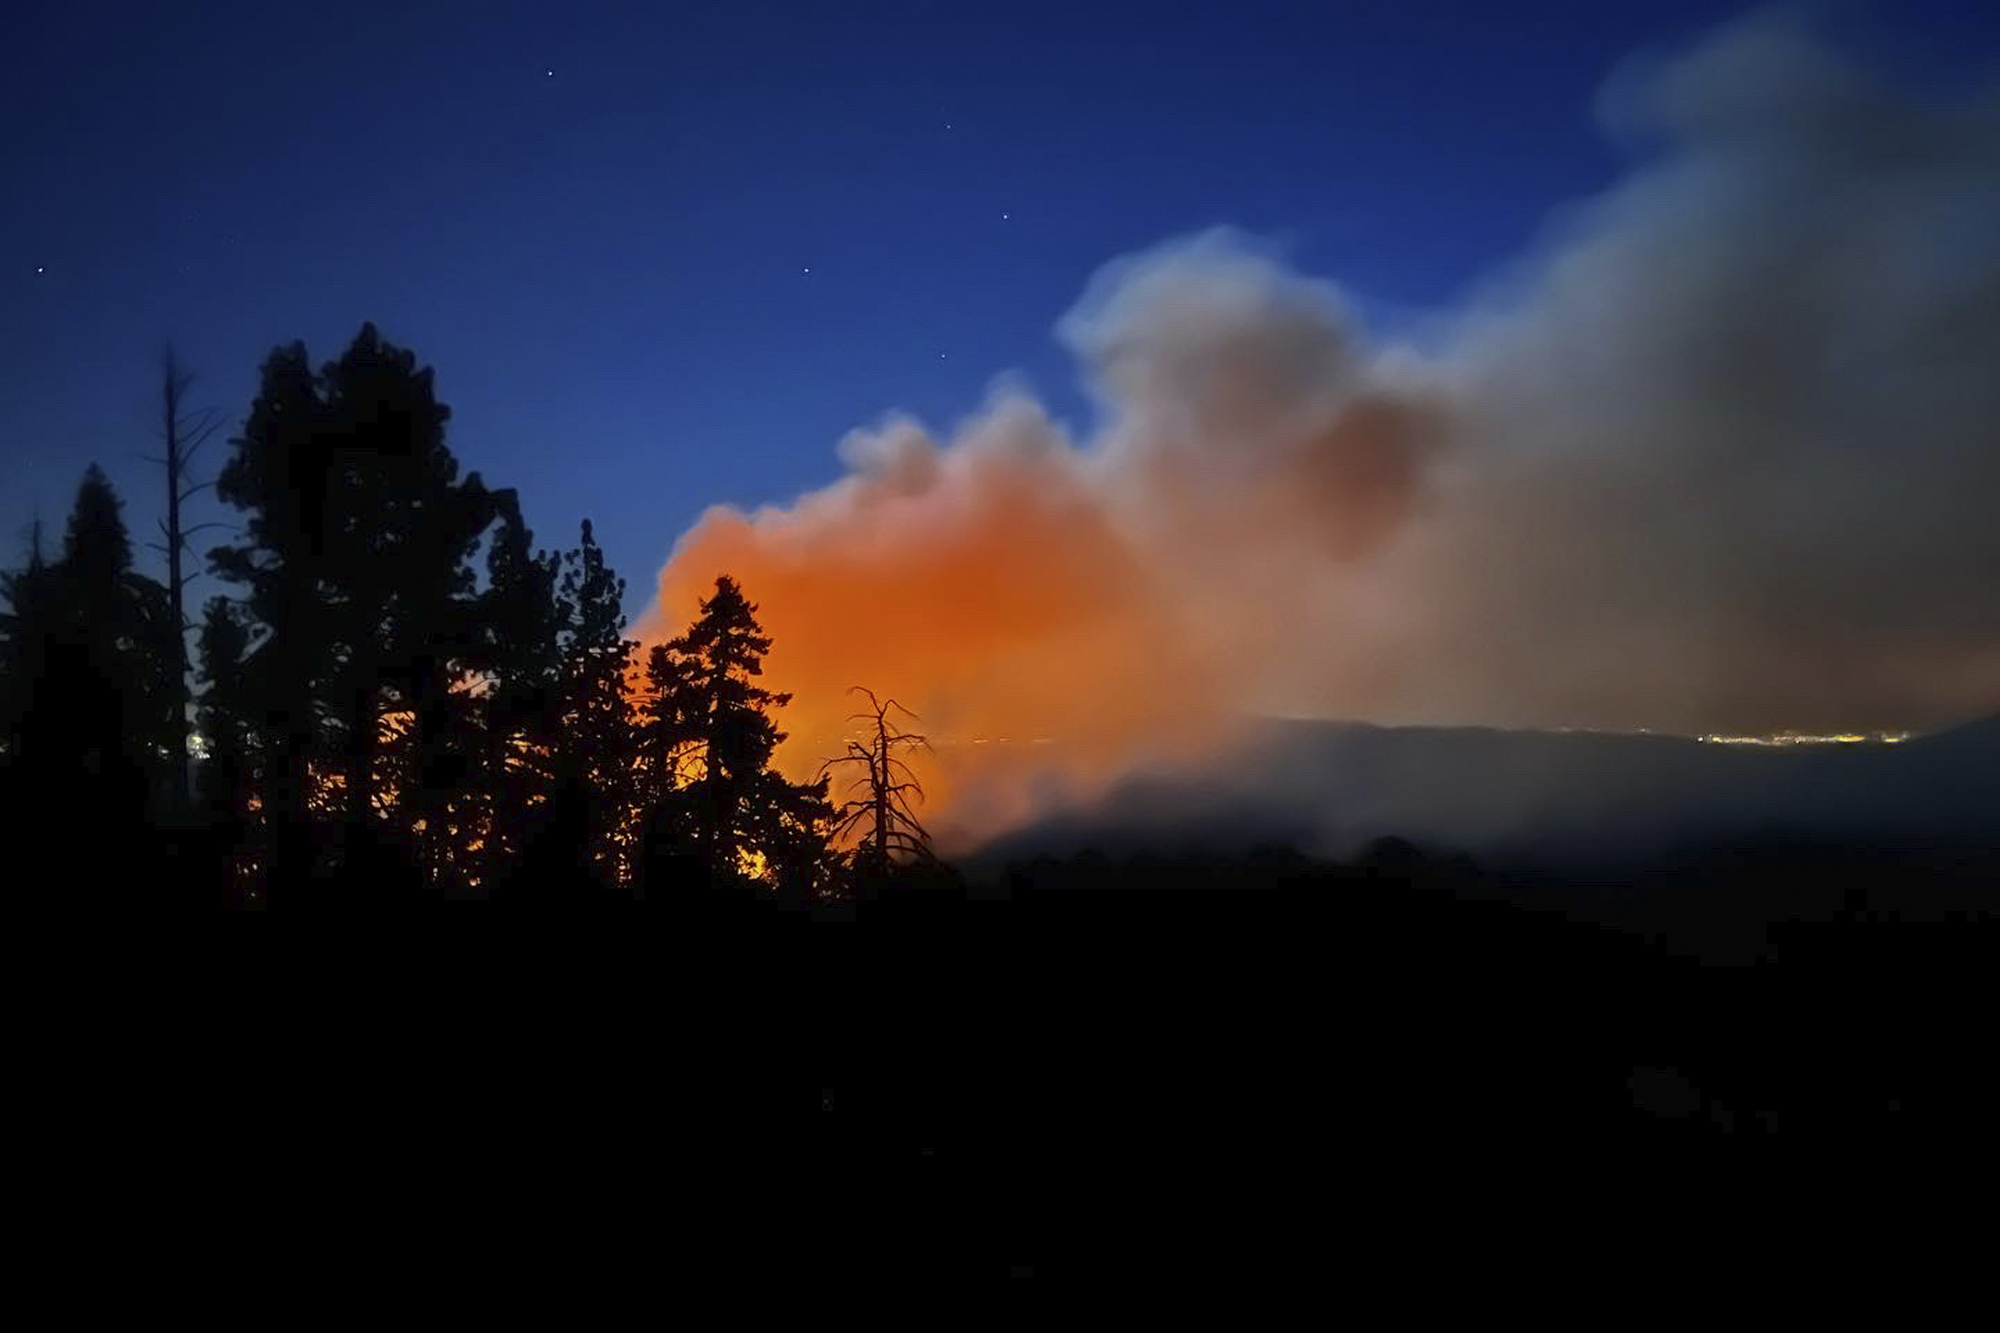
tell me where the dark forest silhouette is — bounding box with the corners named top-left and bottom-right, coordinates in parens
top-left (4, 323), bottom-right (1998, 1215)
top-left (0, 324), bottom-right (935, 911)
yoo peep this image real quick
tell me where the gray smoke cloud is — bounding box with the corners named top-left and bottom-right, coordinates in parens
top-left (644, 14), bottom-right (2000, 846)
top-left (1394, 13), bottom-right (2000, 734)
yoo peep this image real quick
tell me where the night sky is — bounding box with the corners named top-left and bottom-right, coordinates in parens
top-left (4, 1), bottom-right (1996, 611)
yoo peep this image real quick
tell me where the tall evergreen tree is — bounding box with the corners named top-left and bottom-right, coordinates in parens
top-left (640, 576), bottom-right (831, 899)
top-left (552, 518), bottom-right (637, 887)
top-left (63, 464), bottom-right (179, 769)
top-left (474, 493), bottom-right (568, 883)
top-left (318, 324), bottom-right (497, 885)
top-left (209, 340), bottom-right (332, 893)
top-left (1, 466), bottom-right (177, 896)
top-left (208, 325), bottom-right (500, 899)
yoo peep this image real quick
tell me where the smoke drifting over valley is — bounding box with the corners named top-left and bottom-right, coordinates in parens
top-left (639, 15), bottom-right (2000, 848)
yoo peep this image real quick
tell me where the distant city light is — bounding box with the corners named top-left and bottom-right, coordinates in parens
top-left (1695, 731), bottom-right (1912, 747)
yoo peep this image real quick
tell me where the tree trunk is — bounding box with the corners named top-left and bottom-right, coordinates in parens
top-left (872, 731), bottom-right (891, 881)
top-left (161, 356), bottom-right (192, 808)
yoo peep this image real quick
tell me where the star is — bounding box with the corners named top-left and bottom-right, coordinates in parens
top-left (1002, 212), bottom-right (1010, 220)
top-left (35, 266), bottom-right (44, 274)
top-left (545, 69), bottom-right (554, 77)
top-left (802, 266), bottom-right (811, 275)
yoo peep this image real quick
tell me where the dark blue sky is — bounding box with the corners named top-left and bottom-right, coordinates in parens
top-left (4, 0), bottom-right (1995, 611)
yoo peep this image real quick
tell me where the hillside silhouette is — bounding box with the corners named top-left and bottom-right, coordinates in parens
top-left (984, 714), bottom-right (2000, 865)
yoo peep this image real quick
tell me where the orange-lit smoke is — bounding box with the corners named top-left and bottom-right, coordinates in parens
top-left (636, 241), bottom-right (1444, 848)
top-left (638, 18), bottom-right (2000, 851)
top-left (639, 396), bottom-right (1230, 847)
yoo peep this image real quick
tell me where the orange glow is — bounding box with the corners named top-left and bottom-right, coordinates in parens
top-left (637, 413), bottom-right (1231, 851)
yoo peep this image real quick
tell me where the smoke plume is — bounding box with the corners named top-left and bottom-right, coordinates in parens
top-left (639, 15), bottom-right (2000, 849)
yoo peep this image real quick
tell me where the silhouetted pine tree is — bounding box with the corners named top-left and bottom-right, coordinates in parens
top-left (208, 325), bottom-right (501, 901)
top-left (64, 465), bottom-right (180, 774)
top-left (638, 576), bottom-right (831, 903)
top-left (209, 340), bottom-right (334, 897)
top-left (1, 467), bottom-right (178, 900)
top-left (509, 518), bottom-right (636, 899)
top-left (316, 324), bottom-right (497, 889)
top-left (475, 493), bottom-right (569, 885)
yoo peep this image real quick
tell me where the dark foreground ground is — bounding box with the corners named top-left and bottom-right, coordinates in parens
top-left (25, 838), bottom-right (2000, 1283)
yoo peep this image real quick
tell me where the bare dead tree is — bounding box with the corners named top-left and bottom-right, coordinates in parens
top-left (820, 686), bottom-right (936, 883)
top-left (141, 347), bottom-right (227, 807)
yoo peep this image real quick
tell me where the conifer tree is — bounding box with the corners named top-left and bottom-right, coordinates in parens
top-left (209, 340), bottom-right (331, 890)
top-left (318, 325), bottom-right (497, 883)
top-left (476, 494), bottom-right (568, 881)
top-left (546, 518), bottom-right (637, 888)
top-left (64, 465), bottom-right (179, 769)
top-left (640, 576), bottom-right (831, 897)
top-left (208, 325), bottom-right (500, 897)
top-left (1, 467), bottom-right (177, 893)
